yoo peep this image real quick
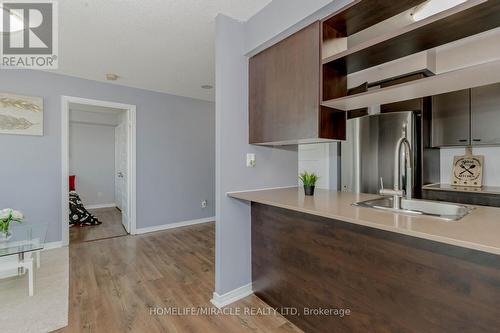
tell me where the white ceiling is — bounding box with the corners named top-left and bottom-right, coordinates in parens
top-left (57, 0), bottom-right (271, 102)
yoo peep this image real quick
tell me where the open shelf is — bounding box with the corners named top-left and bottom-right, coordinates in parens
top-left (321, 0), bottom-right (425, 61)
top-left (321, 59), bottom-right (500, 111)
top-left (322, 0), bottom-right (500, 74)
top-left (322, 0), bottom-right (425, 38)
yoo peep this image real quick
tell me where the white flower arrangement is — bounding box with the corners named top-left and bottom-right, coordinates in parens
top-left (0, 208), bottom-right (24, 235)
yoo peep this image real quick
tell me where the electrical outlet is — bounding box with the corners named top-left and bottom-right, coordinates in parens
top-left (201, 200), bottom-right (208, 208)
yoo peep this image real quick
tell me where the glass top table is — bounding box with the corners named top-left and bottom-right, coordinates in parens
top-left (0, 224), bottom-right (48, 257)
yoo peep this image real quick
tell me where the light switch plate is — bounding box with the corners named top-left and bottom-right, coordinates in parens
top-left (246, 153), bottom-right (256, 168)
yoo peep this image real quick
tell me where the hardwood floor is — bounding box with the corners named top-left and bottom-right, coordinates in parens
top-left (56, 223), bottom-right (302, 333)
top-left (70, 207), bottom-right (127, 244)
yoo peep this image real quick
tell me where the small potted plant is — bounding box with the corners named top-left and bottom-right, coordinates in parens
top-left (0, 208), bottom-right (24, 241)
top-left (299, 172), bottom-right (319, 196)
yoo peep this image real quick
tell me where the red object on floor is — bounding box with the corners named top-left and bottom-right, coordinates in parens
top-left (69, 175), bottom-right (76, 191)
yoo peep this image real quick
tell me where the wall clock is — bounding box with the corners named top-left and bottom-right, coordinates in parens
top-left (452, 147), bottom-right (483, 187)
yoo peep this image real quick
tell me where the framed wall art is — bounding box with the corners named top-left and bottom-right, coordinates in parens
top-left (0, 92), bottom-right (43, 136)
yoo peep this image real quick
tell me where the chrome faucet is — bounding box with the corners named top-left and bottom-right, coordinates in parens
top-left (380, 123), bottom-right (413, 210)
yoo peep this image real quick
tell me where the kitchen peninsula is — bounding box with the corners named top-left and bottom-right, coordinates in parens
top-left (229, 187), bottom-right (500, 333)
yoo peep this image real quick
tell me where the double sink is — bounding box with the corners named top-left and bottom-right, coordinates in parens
top-left (354, 197), bottom-right (473, 221)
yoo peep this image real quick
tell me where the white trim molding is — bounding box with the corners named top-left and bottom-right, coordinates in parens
top-left (84, 203), bottom-right (117, 210)
top-left (134, 217), bottom-right (215, 235)
top-left (61, 96), bottom-right (137, 246)
top-left (61, 97), bottom-right (69, 246)
top-left (211, 283), bottom-right (253, 308)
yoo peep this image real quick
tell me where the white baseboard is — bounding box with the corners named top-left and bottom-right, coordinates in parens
top-left (85, 203), bottom-right (117, 210)
top-left (134, 217), bottom-right (215, 235)
top-left (210, 283), bottom-right (253, 308)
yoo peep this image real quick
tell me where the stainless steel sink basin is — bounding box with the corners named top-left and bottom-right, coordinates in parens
top-left (353, 197), bottom-right (473, 221)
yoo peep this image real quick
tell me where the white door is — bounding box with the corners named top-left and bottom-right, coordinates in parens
top-left (114, 127), bottom-right (122, 210)
top-left (114, 121), bottom-right (129, 232)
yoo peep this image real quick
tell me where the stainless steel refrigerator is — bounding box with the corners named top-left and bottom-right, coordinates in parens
top-left (341, 111), bottom-right (419, 197)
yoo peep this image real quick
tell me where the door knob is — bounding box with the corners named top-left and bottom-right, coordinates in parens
top-left (118, 171), bottom-right (124, 178)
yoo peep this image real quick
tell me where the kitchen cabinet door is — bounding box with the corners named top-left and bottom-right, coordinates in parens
top-left (249, 22), bottom-right (346, 145)
top-left (431, 89), bottom-right (470, 147)
top-left (471, 83), bottom-right (500, 145)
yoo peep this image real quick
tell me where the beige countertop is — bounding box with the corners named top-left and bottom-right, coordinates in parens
top-left (423, 183), bottom-right (500, 195)
top-left (228, 187), bottom-right (500, 256)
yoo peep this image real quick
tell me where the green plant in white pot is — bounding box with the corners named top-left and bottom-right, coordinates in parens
top-left (299, 172), bottom-right (319, 196)
top-left (0, 209), bottom-right (24, 241)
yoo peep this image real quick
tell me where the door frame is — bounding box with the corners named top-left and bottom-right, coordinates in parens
top-left (61, 96), bottom-right (137, 246)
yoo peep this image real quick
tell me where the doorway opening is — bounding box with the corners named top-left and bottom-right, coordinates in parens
top-left (61, 96), bottom-right (136, 245)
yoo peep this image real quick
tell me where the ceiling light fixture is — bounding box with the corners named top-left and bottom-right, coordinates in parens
top-left (411, 0), bottom-right (468, 22)
top-left (106, 73), bottom-right (119, 81)
top-left (0, 6), bottom-right (24, 33)
top-left (201, 85), bottom-right (213, 90)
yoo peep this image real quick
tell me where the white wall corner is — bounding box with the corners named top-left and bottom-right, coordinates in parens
top-left (210, 283), bottom-right (253, 309)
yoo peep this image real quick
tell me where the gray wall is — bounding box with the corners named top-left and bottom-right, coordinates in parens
top-left (0, 70), bottom-right (215, 242)
top-left (69, 122), bottom-right (116, 207)
top-left (215, 15), bottom-right (298, 296)
top-left (215, 0), bottom-right (354, 296)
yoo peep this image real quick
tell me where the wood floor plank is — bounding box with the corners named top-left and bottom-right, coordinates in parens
top-left (70, 207), bottom-right (127, 244)
top-left (56, 223), bottom-right (302, 333)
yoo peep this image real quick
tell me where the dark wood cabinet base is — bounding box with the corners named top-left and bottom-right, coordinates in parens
top-left (251, 203), bottom-right (500, 333)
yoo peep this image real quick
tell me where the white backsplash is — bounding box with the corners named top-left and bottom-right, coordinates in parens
top-left (298, 143), bottom-right (339, 190)
top-left (440, 147), bottom-right (500, 186)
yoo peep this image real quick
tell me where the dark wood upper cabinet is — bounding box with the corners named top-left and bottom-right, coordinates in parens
top-left (431, 89), bottom-right (471, 147)
top-left (249, 22), bottom-right (346, 145)
top-left (431, 83), bottom-right (500, 147)
top-left (471, 83), bottom-right (500, 146)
